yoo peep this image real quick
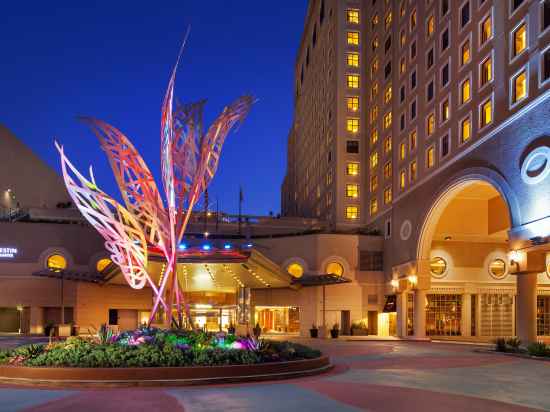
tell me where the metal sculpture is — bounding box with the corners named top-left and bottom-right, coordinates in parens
top-left (55, 45), bottom-right (253, 327)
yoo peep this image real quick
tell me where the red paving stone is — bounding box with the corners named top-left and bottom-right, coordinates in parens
top-left (297, 381), bottom-right (545, 412)
top-left (21, 389), bottom-right (185, 412)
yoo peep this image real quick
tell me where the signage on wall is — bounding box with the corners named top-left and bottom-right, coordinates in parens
top-left (0, 247), bottom-right (18, 258)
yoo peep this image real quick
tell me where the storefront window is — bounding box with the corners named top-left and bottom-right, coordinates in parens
top-left (326, 262), bottom-right (344, 276)
top-left (489, 259), bottom-right (506, 279)
top-left (426, 294), bottom-right (462, 336)
top-left (537, 296), bottom-right (550, 336)
top-left (480, 294), bottom-right (513, 336)
top-left (47, 254), bottom-right (67, 272)
top-left (287, 263), bottom-right (304, 278)
top-left (255, 306), bottom-right (300, 334)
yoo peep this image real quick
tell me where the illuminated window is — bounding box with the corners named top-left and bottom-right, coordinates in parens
top-left (370, 175), bottom-right (379, 192)
top-left (384, 85), bottom-right (392, 103)
top-left (346, 206), bottom-right (359, 219)
top-left (513, 23), bottom-right (527, 57)
top-left (346, 162), bottom-right (359, 176)
top-left (480, 98), bottom-right (492, 127)
top-left (371, 128), bottom-right (379, 144)
top-left (481, 56), bottom-right (492, 85)
top-left (461, 39), bottom-right (471, 66)
top-left (372, 37), bottom-right (379, 51)
top-left (370, 152), bottom-right (379, 169)
top-left (512, 69), bottom-right (527, 104)
top-left (384, 161), bottom-right (392, 179)
top-left (384, 187), bottom-right (392, 204)
top-left (385, 11), bottom-right (393, 30)
top-left (400, 57), bottom-right (406, 74)
top-left (427, 113), bottom-right (435, 135)
top-left (409, 130), bottom-right (417, 151)
top-left (461, 117), bottom-right (471, 143)
top-left (326, 169), bottom-right (333, 185)
top-left (96, 258), bottom-right (111, 272)
top-left (370, 106), bottom-right (379, 123)
top-left (427, 15), bottom-right (435, 37)
top-left (399, 142), bottom-right (406, 160)
top-left (371, 82), bottom-right (379, 100)
top-left (426, 146), bottom-right (435, 168)
top-left (326, 191), bottom-right (333, 207)
top-left (400, 1), bottom-right (406, 17)
top-left (371, 58), bottom-right (379, 76)
top-left (410, 9), bottom-right (417, 30)
top-left (400, 30), bottom-right (406, 47)
top-left (347, 96), bottom-right (359, 112)
top-left (347, 31), bottom-right (360, 46)
top-left (384, 136), bottom-right (392, 154)
top-left (441, 99), bottom-right (449, 122)
top-left (461, 78), bottom-right (471, 104)
top-left (326, 262), bottom-right (344, 276)
top-left (347, 9), bottom-right (360, 24)
top-left (372, 13), bottom-right (379, 28)
top-left (400, 170), bottom-right (406, 189)
top-left (287, 263), bottom-right (304, 278)
top-left (430, 257), bottom-right (447, 277)
top-left (347, 74), bottom-right (360, 88)
top-left (370, 198), bottom-right (378, 215)
top-left (489, 259), bottom-right (506, 279)
top-left (383, 112), bottom-right (392, 129)
top-left (347, 118), bottom-right (360, 133)
top-left (47, 254), bottom-right (67, 272)
top-left (347, 52), bottom-right (360, 67)
top-left (346, 184), bottom-right (359, 198)
top-left (410, 160), bottom-right (417, 182)
top-left (481, 14), bottom-right (492, 44)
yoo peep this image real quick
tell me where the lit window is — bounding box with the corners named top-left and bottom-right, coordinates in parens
top-left (384, 136), bottom-right (392, 154)
top-left (347, 96), bottom-right (359, 112)
top-left (441, 99), bottom-right (450, 122)
top-left (410, 9), bottom-right (417, 30)
top-left (347, 52), bottom-right (360, 67)
top-left (346, 184), bottom-right (359, 198)
top-left (426, 146), bottom-right (435, 168)
top-left (481, 56), bottom-right (492, 85)
top-left (385, 12), bottom-right (393, 30)
top-left (370, 175), bottom-right (379, 192)
top-left (372, 13), bottom-right (379, 28)
top-left (347, 74), bottom-right (360, 88)
top-left (326, 262), bottom-right (344, 276)
top-left (461, 78), bottom-right (471, 104)
top-left (347, 31), bottom-right (360, 46)
top-left (512, 69), bottom-right (527, 103)
top-left (346, 205), bottom-right (359, 219)
top-left (384, 161), bottom-right (392, 179)
top-left (461, 117), bottom-right (471, 142)
top-left (371, 129), bottom-right (379, 144)
top-left (400, 170), bottom-right (406, 189)
top-left (346, 162), bottom-right (359, 176)
top-left (371, 82), bottom-right (379, 100)
top-left (383, 112), bottom-right (393, 129)
top-left (372, 37), bottom-right (379, 51)
top-left (370, 198), bottom-right (378, 215)
top-left (399, 142), bottom-right (406, 160)
top-left (384, 86), bottom-right (392, 103)
top-left (347, 9), bottom-right (360, 24)
top-left (481, 98), bottom-right (492, 127)
top-left (371, 58), bottom-right (379, 76)
top-left (400, 30), bottom-right (406, 47)
top-left (384, 187), bottom-right (392, 204)
top-left (400, 2), bottom-right (406, 17)
top-left (513, 23), bottom-right (527, 57)
top-left (480, 15), bottom-right (491, 45)
top-left (427, 113), bottom-right (435, 135)
top-left (430, 257), bottom-right (447, 277)
top-left (287, 263), bottom-right (304, 278)
top-left (400, 57), bottom-right (406, 74)
top-left (96, 258), bottom-right (111, 272)
top-left (410, 160), bottom-right (417, 182)
top-left (47, 254), bottom-right (67, 272)
top-left (370, 106), bottom-right (379, 123)
top-left (370, 152), bottom-right (379, 169)
top-left (347, 118), bottom-right (360, 133)
top-left (427, 15), bottom-right (435, 37)
top-left (461, 39), bottom-right (471, 66)
top-left (410, 130), bottom-right (417, 151)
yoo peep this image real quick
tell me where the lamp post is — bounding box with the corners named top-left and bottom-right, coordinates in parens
top-left (16, 305), bottom-right (23, 334)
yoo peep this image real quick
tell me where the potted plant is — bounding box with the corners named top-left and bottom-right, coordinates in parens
top-left (350, 320), bottom-right (368, 336)
top-left (252, 323), bottom-right (262, 339)
top-left (330, 323), bottom-right (340, 339)
top-left (309, 324), bottom-right (319, 338)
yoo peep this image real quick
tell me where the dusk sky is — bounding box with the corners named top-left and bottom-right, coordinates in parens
top-left (0, 1), bottom-right (308, 216)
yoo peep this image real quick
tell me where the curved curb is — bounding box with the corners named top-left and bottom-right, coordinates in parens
top-left (474, 348), bottom-right (550, 362)
top-left (0, 356), bottom-right (332, 388)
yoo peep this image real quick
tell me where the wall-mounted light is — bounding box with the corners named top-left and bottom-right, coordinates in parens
top-left (408, 274), bottom-right (418, 285)
top-left (390, 279), bottom-right (399, 288)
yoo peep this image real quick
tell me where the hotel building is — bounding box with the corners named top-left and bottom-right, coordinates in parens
top-left (283, 0), bottom-right (550, 342)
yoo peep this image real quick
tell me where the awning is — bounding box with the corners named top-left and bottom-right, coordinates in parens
top-left (383, 295), bottom-right (397, 313)
top-left (33, 269), bottom-right (105, 283)
top-left (292, 273), bottom-right (351, 287)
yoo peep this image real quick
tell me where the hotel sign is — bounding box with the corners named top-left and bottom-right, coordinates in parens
top-left (0, 247), bottom-right (18, 258)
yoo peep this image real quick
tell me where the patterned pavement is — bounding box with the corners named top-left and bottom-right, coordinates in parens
top-left (1, 338), bottom-right (549, 412)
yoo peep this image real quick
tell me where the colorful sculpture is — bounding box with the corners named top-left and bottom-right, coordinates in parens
top-left (55, 45), bottom-right (253, 327)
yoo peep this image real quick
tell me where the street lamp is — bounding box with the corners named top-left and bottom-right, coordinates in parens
top-left (16, 305), bottom-right (23, 334)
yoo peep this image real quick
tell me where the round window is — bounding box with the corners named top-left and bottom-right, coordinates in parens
top-left (489, 258), bottom-right (507, 279)
top-left (521, 146), bottom-right (550, 185)
top-left (47, 254), bottom-right (67, 271)
top-left (96, 258), bottom-right (112, 272)
top-left (326, 262), bottom-right (344, 276)
top-left (287, 263), bottom-right (304, 278)
top-left (430, 257), bottom-right (447, 278)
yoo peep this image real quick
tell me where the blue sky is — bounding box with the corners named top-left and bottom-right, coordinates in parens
top-left (0, 1), bottom-right (307, 215)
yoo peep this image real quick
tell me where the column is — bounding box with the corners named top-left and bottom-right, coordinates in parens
top-left (413, 289), bottom-right (427, 339)
top-left (396, 293), bottom-right (408, 338)
top-left (517, 273), bottom-right (537, 344)
top-left (461, 294), bottom-right (471, 338)
top-left (29, 306), bottom-right (44, 335)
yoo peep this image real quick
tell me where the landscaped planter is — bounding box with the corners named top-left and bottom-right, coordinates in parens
top-left (350, 328), bottom-right (369, 336)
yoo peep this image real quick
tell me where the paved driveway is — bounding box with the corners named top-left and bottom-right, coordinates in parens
top-left (1, 338), bottom-right (549, 412)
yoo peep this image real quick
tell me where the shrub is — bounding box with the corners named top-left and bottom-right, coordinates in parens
top-left (495, 338), bottom-right (507, 352)
top-left (527, 342), bottom-right (549, 357)
top-left (506, 337), bottom-right (521, 352)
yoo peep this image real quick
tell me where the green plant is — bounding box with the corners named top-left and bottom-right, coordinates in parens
top-left (506, 337), bottom-right (521, 351)
top-left (495, 337), bottom-right (507, 352)
top-left (527, 342), bottom-right (549, 357)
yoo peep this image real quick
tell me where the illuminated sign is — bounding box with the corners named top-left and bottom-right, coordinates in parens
top-left (0, 247), bottom-right (18, 258)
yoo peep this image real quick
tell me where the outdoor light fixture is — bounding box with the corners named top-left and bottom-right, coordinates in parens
top-left (224, 244), bottom-right (232, 250)
top-left (390, 279), bottom-right (399, 288)
top-left (408, 274), bottom-right (418, 285)
top-left (246, 243), bottom-right (253, 248)
top-left (204, 232), bottom-right (209, 238)
top-left (509, 250), bottom-right (523, 271)
top-left (202, 244), bottom-right (211, 251)
top-left (178, 243), bottom-right (187, 250)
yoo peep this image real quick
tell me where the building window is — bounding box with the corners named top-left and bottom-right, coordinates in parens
top-left (511, 68), bottom-right (528, 104)
top-left (426, 146), bottom-right (435, 168)
top-left (512, 22), bottom-right (527, 58)
top-left (385, 11), bottom-right (393, 30)
top-left (511, 0), bottom-right (525, 13)
top-left (371, 82), bottom-right (379, 100)
top-left (346, 140), bottom-right (359, 153)
top-left (461, 1), bottom-right (470, 28)
top-left (399, 142), bottom-right (406, 160)
top-left (372, 37), bottom-right (380, 52)
top-left (461, 38), bottom-right (471, 66)
top-left (542, 48), bottom-right (550, 83)
top-left (427, 113), bottom-right (435, 135)
top-left (326, 262), bottom-right (344, 276)
top-left (460, 77), bottom-right (471, 104)
top-left (427, 80), bottom-right (435, 101)
top-left (347, 118), bottom-right (360, 133)
top-left (410, 99), bottom-right (417, 119)
top-left (370, 106), bottom-right (379, 123)
top-left (372, 13), bottom-right (379, 28)
top-left (346, 206), bottom-right (359, 219)
top-left (370, 175), bottom-right (379, 192)
top-left (400, 85), bottom-right (406, 102)
top-left (410, 160), bottom-right (417, 182)
top-left (480, 14), bottom-right (492, 45)
top-left (400, 57), bottom-right (406, 74)
top-left (427, 15), bottom-right (435, 37)
top-left (427, 48), bottom-right (434, 69)
top-left (383, 112), bottom-right (393, 129)
top-left (400, 29), bottom-right (407, 47)
top-left (347, 31), bottom-right (360, 46)
top-left (346, 184), bottom-right (359, 198)
top-left (460, 116), bottom-right (471, 143)
top-left (411, 70), bottom-right (417, 89)
top-left (385, 36), bottom-right (392, 54)
top-left (410, 9), bottom-right (417, 31)
top-left (287, 263), bottom-right (304, 278)
top-left (326, 169), bottom-right (333, 185)
top-left (347, 52), bottom-right (360, 67)
top-left (410, 40), bottom-right (417, 59)
top-left (480, 97), bottom-right (493, 127)
top-left (543, 1), bottom-right (550, 32)
top-left (384, 61), bottom-right (392, 79)
top-left (410, 130), bottom-right (417, 151)
top-left (371, 128), bottom-right (379, 144)
top-left (347, 162), bottom-right (359, 176)
top-left (400, 170), bottom-right (406, 189)
top-left (384, 136), bottom-right (392, 153)
top-left (370, 152), bottom-right (379, 169)
top-left (347, 96), bottom-right (359, 112)
top-left (441, 98), bottom-right (450, 123)
top-left (441, 28), bottom-right (449, 51)
top-left (441, 0), bottom-right (450, 16)
top-left (383, 161), bottom-right (392, 179)
top-left (480, 55), bottom-right (493, 86)
top-left (384, 187), bottom-right (392, 204)
top-left (441, 63), bottom-right (450, 87)
top-left (441, 133), bottom-right (450, 157)
top-left (400, 1), bottom-right (406, 17)
top-left (96, 258), bottom-right (111, 272)
top-left (347, 9), bottom-right (360, 24)
top-left (371, 58), bottom-right (379, 76)
top-left (370, 198), bottom-right (378, 215)
top-left (384, 85), bottom-right (393, 103)
top-left (347, 74), bottom-right (360, 88)
top-left (400, 113), bottom-right (406, 130)
top-left (47, 254), bottom-right (67, 272)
